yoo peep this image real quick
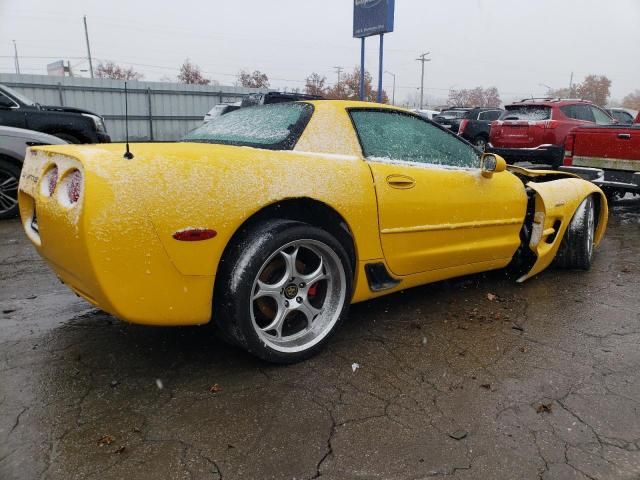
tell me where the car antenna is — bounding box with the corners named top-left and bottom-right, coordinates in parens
top-left (123, 81), bottom-right (134, 159)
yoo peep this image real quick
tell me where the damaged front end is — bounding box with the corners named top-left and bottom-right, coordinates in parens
top-left (507, 165), bottom-right (608, 282)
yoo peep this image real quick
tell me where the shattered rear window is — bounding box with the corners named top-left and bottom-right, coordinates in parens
top-left (183, 102), bottom-right (313, 150)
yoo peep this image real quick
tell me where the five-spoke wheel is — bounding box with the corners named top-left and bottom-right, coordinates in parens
top-left (215, 220), bottom-right (352, 363)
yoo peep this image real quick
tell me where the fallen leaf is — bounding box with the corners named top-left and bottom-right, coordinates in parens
top-left (98, 435), bottom-right (115, 447)
top-left (351, 363), bottom-right (360, 373)
top-left (113, 446), bottom-right (126, 454)
top-left (449, 430), bottom-right (468, 440)
top-left (621, 266), bottom-right (631, 273)
top-left (2, 309), bottom-right (15, 314)
top-left (480, 384), bottom-right (491, 390)
top-left (536, 403), bottom-right (553, 414)
top-left (512, 323), bottom-right (524, 332)
top-left (209, 383), bottom-right (223, 393)
top-left (487, 293), bottom-right (497, 301)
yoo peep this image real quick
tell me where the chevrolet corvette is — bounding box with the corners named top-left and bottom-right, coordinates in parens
top-left (18, 100), bottom-right (608, 363)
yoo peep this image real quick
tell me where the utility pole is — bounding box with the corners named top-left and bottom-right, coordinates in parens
top-left (333, 66), bottom-right (343, 91)
top-left (384, 71), bottom-right (396, 105)
top-left (416, 52), bottom-right (430, 110)
top-left (12, 40), bottom-right (20, 74)
top-left (83, 15), bottom-right (94, 78)
top-left (569, 71), bottom-right (574, 97)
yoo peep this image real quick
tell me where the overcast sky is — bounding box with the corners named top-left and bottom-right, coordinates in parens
top-left (1, 0), bottom-right (639, 105)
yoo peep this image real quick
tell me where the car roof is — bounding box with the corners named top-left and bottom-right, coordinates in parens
top-left (509, 98), bottom-right (594, 107)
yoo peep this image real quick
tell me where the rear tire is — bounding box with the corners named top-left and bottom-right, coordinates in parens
top-left (214, 219), bottom-right (353, 364)
top-left (555, 196), bottom-right (596, 270)
top-left (473, 135), bottom-right (488, 151)
top-left (0, 158), bottom-right (20, 220)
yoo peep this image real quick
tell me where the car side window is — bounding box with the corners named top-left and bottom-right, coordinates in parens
top-left (574, 105), bottom-right (595, 122)
top-left (479, 110), bottom-right (501, 121)
top-left (350, 109), bottom-right (480, 169)
top-left (0, 93), bottom-right (16, 108)
top-left (591, 107), bottom-right (613, 125)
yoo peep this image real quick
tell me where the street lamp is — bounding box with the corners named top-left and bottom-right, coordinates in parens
top-left (384, 71), bottom-right (396, 105)
top-left (539, 83), bottom-right (552, 96)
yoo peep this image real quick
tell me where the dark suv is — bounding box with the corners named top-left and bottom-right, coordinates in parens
top-left (489, 98), bottom-right (614, 167)
top-left (240, 91), bottom-right (323, 108)
top-left (456, 107), bottom-right (504, 149)
top-left (0, 84), bottom-right (110, 144)
top-left (432, 108), bottom-right (471, 132)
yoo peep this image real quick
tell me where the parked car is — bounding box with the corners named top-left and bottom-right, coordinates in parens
top-left (605, 107), bottom-right (638, 125)
top-left (413, 109), bottom-right (439, 120)
top-left (202, 92), bottom-right (323, 124)
top-left (432, 108), bottom-right (471, 132)
top-left (489, 98), bottom-right (615, 167)
top-left (0, 84), bottom-right (110, 144)
top-left (203, 102), bottom-right (241, 123)
top-left (563, 111), bottom-right (640, 199)
top-left (18, 100), bottom-right (607, 363)
top-left (240, 91), bottom-right (323, 108)
top-left (0, 126), bottom-right (66, 219)
top-left (457, 107), bottom-right (504, 149)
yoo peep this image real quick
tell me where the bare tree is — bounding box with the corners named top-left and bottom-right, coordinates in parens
top-left (95, 61), bottom-right (143, 80)
top-left (304, 73), bottom-right (327, 96)
top-left (238, 70), bottom-right (270, 88)
top-left (326, 66), bottom-right (388, 103)
top-left (622, 90), bottom-right (640, 110)
top-left (447, 86), bottom-right (501, 107)
top-left (177, 59), bottom-right (210, 85)
top-left (575, 75), bottom-right (611, 107)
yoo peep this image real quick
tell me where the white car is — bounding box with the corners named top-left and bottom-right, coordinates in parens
top-left (413, 109), bottom-right (440, 120)
top-left (0, 126), bottom-right (66, 219)
top-left (606, 107), bottom-right (638, 125)
top-left (203, 102), bottom-right (241, 123)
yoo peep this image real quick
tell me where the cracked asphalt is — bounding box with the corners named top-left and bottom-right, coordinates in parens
top-left (1, 198), bottom-right (640, 480)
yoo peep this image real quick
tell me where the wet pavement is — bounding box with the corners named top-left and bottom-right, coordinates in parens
top-left (1, 198), bottom-right (639, 480)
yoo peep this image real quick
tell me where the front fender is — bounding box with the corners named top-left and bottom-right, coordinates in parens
top-left (517, 178), bottom-right (608, 282)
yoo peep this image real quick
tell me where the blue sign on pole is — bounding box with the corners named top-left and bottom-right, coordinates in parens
top-left (353, 0), bottom-right (395, 38)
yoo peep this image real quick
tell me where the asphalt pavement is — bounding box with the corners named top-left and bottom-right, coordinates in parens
top-left (1, 198), bottom-right (639, 480)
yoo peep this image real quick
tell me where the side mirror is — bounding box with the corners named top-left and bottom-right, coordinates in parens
top-left (481, 153), bottom-right (507, 178)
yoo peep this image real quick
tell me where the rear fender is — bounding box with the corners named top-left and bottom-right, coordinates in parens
top-left (517, 178), bottom-right (608, 282)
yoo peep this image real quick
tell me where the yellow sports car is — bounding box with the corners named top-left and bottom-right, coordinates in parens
top-left (18, 100), bottom-right (608, 363)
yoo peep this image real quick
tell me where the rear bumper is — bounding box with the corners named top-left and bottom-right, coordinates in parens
top-left (18, 150), bottom-right (214, 326)
top-left (487, 144), bottom-right (563, 167)
top-left (559, 166), bottom-right (640, 193)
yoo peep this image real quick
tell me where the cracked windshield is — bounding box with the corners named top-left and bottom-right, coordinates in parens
top-left (1, 1), bottom-right (639, 479)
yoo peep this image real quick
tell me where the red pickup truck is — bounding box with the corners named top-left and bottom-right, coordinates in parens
top-left (562, 112), bottom-right (640, 198)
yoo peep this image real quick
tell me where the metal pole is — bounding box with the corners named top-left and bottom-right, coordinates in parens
top-left (416, 52), bottom-right (430, 110)
top-left (359, 37), bottom-right (365, 101)
top-left (12, 40), bottom-right (20, 74)
top-left (377, 34), bottom-right (384, 103)
top-left (384, 71), bottom-right (395, 105)
top-left (420, 60), bottom-right (425, 109)
top-left (569, 72), bottom-right (574, 97)
top-left (147, 88), bottom-right (154, 141)
top-left (83, 15), bottom-right (94, 78)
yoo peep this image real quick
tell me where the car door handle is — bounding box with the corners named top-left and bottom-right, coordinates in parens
top-left (386, 174), bottom-right (416, 189)
top-left (617, 133), bottom-right (631, 139)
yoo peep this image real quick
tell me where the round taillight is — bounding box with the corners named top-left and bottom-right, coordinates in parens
top-left (57, 169), bottom-right (83, 207)
top-left (41, 166), bottom-right (58, 196)
top-left (67, 170), bottom-right (82, 204)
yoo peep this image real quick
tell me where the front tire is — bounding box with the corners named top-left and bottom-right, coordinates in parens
top-left (555, 196), bottom-right (596, 270)
top-left (0, 158), bottom-right (20, 220)
top-left (215, 220), bottom-right (353, 363)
